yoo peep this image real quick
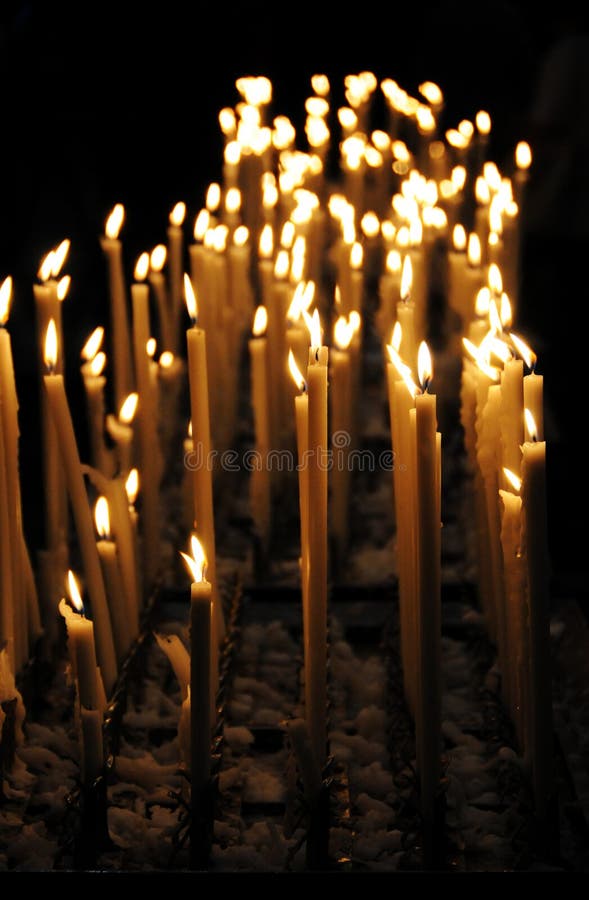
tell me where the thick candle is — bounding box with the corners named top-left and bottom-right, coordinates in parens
top-left (100, 204), bottom-right (133, 408)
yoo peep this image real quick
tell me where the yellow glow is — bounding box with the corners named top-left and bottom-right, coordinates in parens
top-left (510, 332), bottom-right (536, 370)
top-left (203, 229), bottom-right (215, 250)
top-left (503, 467), bottom-right (522, 492)
top-left (386, 249), bottom-right (402, 274)
top-left (194, 209), bottom-right (210, 241)
top-left (119, 392), bottom-right (138, 424)
top-left (187, 420), bottom-right (192, 439)
top-left (184, 274), bottom-right (198, 323)
top-left (262, 177), bottom-right (278, 210)
top-left (51, 239), bottom-right (70, 278)
top-left (67, 570), bottom-right (84, 613)
top-left (150, 244), bottom-right (167, 272)
top-left (488, 263), bottom-right (503, 294)
top-left (350, 242), bottom-right (363, 270)
top-left (252, 305), bottom-right (268, 337)
top-left (81, 327), bottom-right (104, 362)
top-left (516, 141), bottom-right (532, 170)
top-left (387, 344), bottom-right (418, 397)
top-left (467, 233), bottom-right (482, 267)
top-left (417, 341), bottom-right (433, 391)
top-left (439, 179), bottom-right (456, 200)
top-left (476, 110), bottom-right (491, 135)
top-left (364, 146), bottom-right (383, 168)
top-left (303, 308), bottom-right (322, 350)
top-left (146, 337), bottom-right (157, 358)
top-left (524, 408), bottom-right (538, 442)
top-left (372, 130), bottom-right (390, 152)
top-left (476, 176), bottom-right (491, 205)
top-left (206, 182), bottom-right (221, 212)
top-left (38, 251), bottom-right (55, 283)
top-left (453, 224), bottom-right (467, 252)
top-left (396, 225), bottom-right (410, 248)
top-left (409, 217), bottom-right (422, 247)
top-left (392, 140), bottom-right (410, 162)
top-left (302, 280), bottom-right (316, 312)
top-left (169, 201), bottom-right (186, 227)
top-left (489, 197), bottom-right (503, 234)
top-left (500, 293), bottom-right (512, 328)
top-left (349, 310), bottom-right (361, 334)
top-left (44, 319), bottom-right (58, 371)
top-left (483, 161), bottom-right (501, 192)
top-left (486, 335), bottom-right (512, 364)
top-left (416, 105), bottom-right (436, 133)
top-left (213, 224), bottom-right (228, 253)
top-left (446, 128), bottom-right (468, 149)
top-left (180, 533), bottom-right (207, 583)
top-left (458, 119), bottom-right (474, 140)
top-left (429, 140), bottom-right (445, 160)
top-left (381, 220), bottom-right (396, 243)
top-left (475, 286), bottom-right (491, 316)
top-left (272, 116), bottom-right (296, 149)
top-left (259, 224), bottom-right (274, 259)
top-left (57, 274), bottom-right (71, 301)
top-left (287, 349), bottom-right (306, 393)
top-left (89, 352), bottom-right (106, 376)
top-left (311, 74), bottom-right (330, 96)
top-left (391, 320), bottom-right (402, 352)
top-left (287, 283), bottom-right (305, 322)
top-left (134, 252), bottom-right (149, 282)
top-left (233, 225), bottom-right (249, 247)
top-left (159, 351), bottom-right (174, 369)
top-left (105, 204), bottom-right (124, 240)
top-left (219, 107), bottom-right (236, 135)
top-left (400, 254), bottom-right (412, 301)
top-left (274, 249), bottom-right (290, 280)
top-left (361, 212), bottom-right (380, 239)
top-left (225, 187), bottom-right (241, 214)
top-left (334, 315), bottom-right (353, 351)
top-left (280, 221), bottom-right (295, 250)
top-left (126, 468), bottom-right (139, 505)
top-left (224, 141), bottom-right (241, 165)
top-left (462, 337), bottom-right (501, 381)
top-left (419, 81), bottom-right (443, 106)
top-left (236, 75), bottom-right (272, 106)
top-left (306, 95), bottom-right (329, 117)
top-left (94, 496), bottom-right (111, 540)
top-left (0, 276), bottom-right (12, 325)
top-left (451, 166), bottom-right (467, 190)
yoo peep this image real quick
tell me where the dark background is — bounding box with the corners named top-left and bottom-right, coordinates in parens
top-left (0, 2), bottom-right (586, 598)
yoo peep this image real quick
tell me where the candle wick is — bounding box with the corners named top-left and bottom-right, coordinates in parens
top-left (315, 348), bottom-right (319, 362)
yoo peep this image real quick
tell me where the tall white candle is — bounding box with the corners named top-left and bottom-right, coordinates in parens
top-left (100, 204), bottom-right (133, 408)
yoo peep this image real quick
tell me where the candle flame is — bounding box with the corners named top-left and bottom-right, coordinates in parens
top-left (194, 209), bottom-right (210, 241)
top-left (381, 220), bottom-right (396, 242)
top-left (462, 337), bottom-right (500, 381)
top-left (400, 254), bottom-right (412, 302)
top-left (419, 81), bottom-right (443, 106)
top-left (252, 305), bottom-right (268, 337)
top-left (38, 251), bottom-right (55, 283)
top-left (303, 308), bottom-right (322, 350)
top-left (503, 467), bottom-right (522, 492)
top-left (333, 315), bottom-right (353, 351)
top-left (159, 350), bottom-right (174, 369)
top-left (94, 495), bottom-right (111, 540)
top-left (484, 162), bottom-right (502, 192)
top-left (386, 344), bottom-right (418, 396)
top-left (338, 106), bottom-right (358, 130)
top-left (105, 204), bottom-right (125, 240)
top-left (280, 221), bottom-right (295, 250)
top-left (67, 570), bottom-right (84, 613)
top-left (524, 408), bottom-right (538, 442)
top-left (452, 224), bottom-right (467, 252)
top-left (44, 319), bottom-right (58, 371)
top-left (516, 141), bottom-right (532, 170)
top-left (386, 249), bottom-right (402, 274)
top-left (488, 262), bottom-right (503, 294)
top-left (274, 249), bottom-right (290, 280)
top-left (305, 96), bottom-right (329, 118)
top-left (219, 107), bottom-right (236, 135)
top-left (262, 176), bottom-right (278, 210)
top-left (349, 310), bottom-right (361, 334)
top-left (180, 533), bottom-right (207, 583)
top-left (233, 225), bottom-right (249, 248)
top-left (146, 337), bottom-right (157, 358)
top-left (119, 392), bottom-right (138, 424)
top-left (288, 349), bottom-right (306, 392)
top-left (57, 274), bottom-right (71, 301)
top-left (311, 73), bottom-right (330, 96)
top-left (475, 286), bottom-right (491, 317)
top-left (500, 293), bottom-right (512, 328)
top-left (52, 239), bottom-right (70, 277)
top-left (169, 201), bottom-right (186, 227)
top-left (206, 183), bottom-right (221, 212)
top-left (225, 187), bottom-right (241, 214)
top-left (392, 140), bottom-right (410, 163)
top-left (150, 244), bottom-right (167, 272)
top-left (184, 274), bottom-right (198, 324)
top-left (417, 341), bottom-right (433, 392)
top-left (89, 351), bottom-right (106, 376)
top-left (259, 223), bottom-right (274, 259)
top-left (476, 110), bottom-right (491, 135)
top-left (467, 233), bottom-right (481, 267)
top-left (126, 468), bottom-right (139, 505)
top-left (451, 165), bottom-right (467, 190)
top-left (187, 420), bottom-right (192, 439)
top-left (0, 276), bottom-right (12, 325)
top-left (350, 242), bottom-right (363, 270)
top-left (476, 176), bottom-right (491, 205)
top-left (489, 299), bottom-right (503, 334)
top-left (510, 332), bottom-right (536, 370)
top-left (458, 119), bottom-right (474, 140)
top-left (372, 130), bottom-right (391, 152)
top-left (391, 321), bottom-right (402, 352)
top-left (224, 140), bottom-right (241, 166)
top-left (446, 128), bottom-right (468, 149)
top-left (487, 335), bottom-right (512, 364)
top-left (134, 252), bottom-right (149, 282)
top-left (361, 212), bottom-right (380, 239)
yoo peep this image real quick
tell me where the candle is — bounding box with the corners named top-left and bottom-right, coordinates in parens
top-left (411, 342), bottom-right (441, 840)
top-left (184, 275), bottom-right (224, 647)
top-left (105, 392), bottom-right (137, 477)
top-left (305, 310), bottom-right (328, 770)
top-left (511, 333), bottom-right (544, 440)
top-left (500, 357), bottom-right (524, 481)
top-left (95, 496), bottom-right (132, 663)
top-left (0, 411), bottom-right (15, 670)
top-left (180, 535), bottom-right (211, 803)
top-left (149, 244), bottom-right (173, 352)
top-left (289, 351), bottom-right (310, 706)
top-left (132, 254), bottom-right (161, 588)
top-left (100, 204), bottom-right (133, 408)
top-left (521, 410), bottom-right (554, 819)
top-left (377, 249), bottom-right (402, 342)
top-left (249, 306), bottom-right (271, 552)
top-left (44, 320), bottom-right (117, 695)
top-left (59, 570), bottom-right (99, 709)
top-left (167, 201), bottom-right (186, 355)
top-left (397, 255), bottom-right (417, 373)
top-left (81, 350), bottom-right (112, 476)
top-left (330, 316), bottom-right (354, 571)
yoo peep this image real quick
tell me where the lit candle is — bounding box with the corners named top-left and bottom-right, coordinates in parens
top-left (248, 306), bottom-right (271, 552)
top-left (289, 351), bottom-right (310, 678)
top-left (131, 254), bottom-right (161, 588)
top-left (521, 410), bottom-right (553, 819)
top-left (330, 315), bottom-right (354, 571)
top-left (305, 309), bottom-right (328, 770)
top-left (81, 347), bottom-right (112, 476)
top-left (95, 497), bottom-right (132, 663)
top-left (184, 275), bottom-right (224, 647)
top-left (43, 320), bottom-right (117, 695)
top-left (397, 255), bottom-right (417, 372)
top-left (167, 201), bottom-right (186, 355)
top-left (0, 403), bottom-right (15, 670)
top-left (180, 535), bottom-right (212, 803)
top-left (59, 570), bottom-right (99, 709)
top-left (500, 357), bottom-right (524, 481)
top-left (105, 392), bottom-right (138, 478)
top-left (100, 204), bottom-right (133, 408)
top-left (149, 244), bottom-right (173, 352)
top-left (411, 342), bottom-right (441, 840)
top-left (511, 333), bottom-right (543, 441)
